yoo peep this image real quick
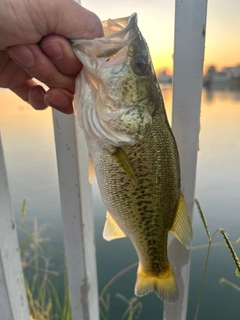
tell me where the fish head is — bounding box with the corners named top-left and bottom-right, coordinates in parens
top-left (72, 13), bottom-right (159, 147)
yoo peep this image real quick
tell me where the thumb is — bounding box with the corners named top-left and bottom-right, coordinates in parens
top-left (48, 0), bottom-right (104, 40)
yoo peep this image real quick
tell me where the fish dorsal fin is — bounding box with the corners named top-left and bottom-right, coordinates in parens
top-left (170, 192), bottom-right (192, 249)
top-left (108, 147), bottom-right (137, 185)
top-left (103, 211), bottom-right (126, 241)
top-left (88, 154), bottom-right (95, 184)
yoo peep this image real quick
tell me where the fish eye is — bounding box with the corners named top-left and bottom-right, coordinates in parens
top-left (135, 57), bottom-right (146, 69)
top-left (132, 56), bottom-right (148, 75)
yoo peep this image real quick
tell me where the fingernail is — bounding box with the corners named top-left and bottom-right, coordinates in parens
top-left (42, 42), bottom-right (63, 60)
top-left (33, 89), bottom-right (45, 102)
top-left (8, 46), bottom-right (35, 67)
top-left (46, 90), bottom-right (69, 109)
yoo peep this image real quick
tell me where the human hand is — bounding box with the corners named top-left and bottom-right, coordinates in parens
top-left (0, 0), bottom-right (103, 114)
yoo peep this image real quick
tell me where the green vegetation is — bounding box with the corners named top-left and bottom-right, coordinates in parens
top-left (19, 217), bottom-right (71, 320)
top-left (194, 199), bottom-right (240, 320)
top-left (99, 262), bottom-right (142, 320)
top-left (20, 218), bottom-right (142, 320)
top-left (20, 199), bottom-right (240, 320)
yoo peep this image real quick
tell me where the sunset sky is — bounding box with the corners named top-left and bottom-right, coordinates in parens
top-left (82, 0), bottom-right (240, 74)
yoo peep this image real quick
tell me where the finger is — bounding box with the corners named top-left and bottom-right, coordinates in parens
top-left (10, 79), bottom-right (39, 103)
top-left (11, 80), bottom-right (48, 110)
top-left (50, 1), bottom-right (104, 40)
top-left (44, 88), bottom-right (74, 114)
top-left (0, 54), bottom-right (31, 89)
top-left (29, 85), bottom-right (74, 113)
top-left (28, 85), bottom-right (48, 110)
top-left (11, 80), bottom-right (74, 113)
top-left (8, 44), bottom-right (75, 92)
top-left (40, 35), bottom-right (82, 76)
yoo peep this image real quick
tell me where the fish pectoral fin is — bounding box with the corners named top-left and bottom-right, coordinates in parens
top-left (135, 263), bottom-right (179, 303)
top-left (103, 211), bottom-right (126, 241)
top-left (107, 147), bottom-right (137, 185)
top-left (170, 192), bottom-right (193, 249)
top-left (88, 154), bottom-right (95, 184)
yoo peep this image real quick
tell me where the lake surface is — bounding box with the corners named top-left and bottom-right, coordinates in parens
top-left (0, 86), bottom-right (240, 319)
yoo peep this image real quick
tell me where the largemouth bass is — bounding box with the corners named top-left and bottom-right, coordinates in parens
top-left (72, 13), bottom-right (192, 303)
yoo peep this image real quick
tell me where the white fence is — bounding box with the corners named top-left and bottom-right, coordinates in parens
top-left (0, 0), bottom-right (207, 319)
top-left (0, 133), bottom-right (30, 320)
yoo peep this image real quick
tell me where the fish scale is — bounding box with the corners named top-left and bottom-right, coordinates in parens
top-left (87, 98), bottom-right (180, 274)
top-left (72, 13), bottom-right (192, 302)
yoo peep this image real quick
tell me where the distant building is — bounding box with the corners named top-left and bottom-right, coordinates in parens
top-left (203, 65), bottom-right (240, 90)
top-left (157, 70), bottom-right (172, 84)
top-left (232, 65), bottom-right (240, 77)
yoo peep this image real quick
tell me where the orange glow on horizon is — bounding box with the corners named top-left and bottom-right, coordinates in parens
top-left (151, 53), bottom-right (173, 75)
top-left (150, 46), bottom-right (240, 76)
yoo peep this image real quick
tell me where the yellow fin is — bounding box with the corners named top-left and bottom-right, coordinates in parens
top-left (135, 263), bottom-right (179, 303)
top-left (108, 147), bottom-right (137, 185)
top-left (88, 154), bottom-right (95, 184)
top-left (103, 211), bottom-right (126, 241)
top-left (170, 192), bottom-right (192, 249)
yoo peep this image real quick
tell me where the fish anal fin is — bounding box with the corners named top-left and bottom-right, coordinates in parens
top-left (88, 154), bottom-right (95, 184)
top-left (170, 192), bottom-right (192, 249)
top-left (108, 147), bottom-right (137, 185)
top-left (103, 211), bottom-right (126, 241)
top-left (135, 263), bottom-right (179, 303)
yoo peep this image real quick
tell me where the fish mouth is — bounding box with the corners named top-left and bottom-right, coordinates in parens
top-left (102, 13), bottom-right (138, 38)
top-left (70, 13), bottom-right (139, 60)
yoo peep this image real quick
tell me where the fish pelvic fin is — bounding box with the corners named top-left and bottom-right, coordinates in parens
top-left (103, 211), bottom-right (126, 241)
top-left (170, 192), bottom-right (192, 249)
top-left (108, 147), bottom-right (137, 185)
top-left (135, 263), bottom-right (179, 303)
top-left (88, 154), bottom-right (95, 184)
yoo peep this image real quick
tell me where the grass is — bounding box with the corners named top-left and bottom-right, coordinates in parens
top-left (20, 199), bottom-right (240, 320)
top-left (99, 262), bottom-right (142, 320)
top-left (194, 199), bottom-right (240, 320)
top-left (19, 200), bottom-right (141, 320)
top-left (19, 217), bottom-right (71, 320)
top-left (21, 218), bottom-right (142, 320)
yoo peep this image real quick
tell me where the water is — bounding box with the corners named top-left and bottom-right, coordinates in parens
top-left (0, 86), bottom-right (240, 319)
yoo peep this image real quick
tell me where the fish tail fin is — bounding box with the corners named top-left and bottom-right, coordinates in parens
top-left (135, 263), bottom-right (179, 303)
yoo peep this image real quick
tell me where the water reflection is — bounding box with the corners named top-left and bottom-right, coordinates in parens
top-left (0, 90), bottom-right (61, 229)
top-left (203, 87), bottom-right (240, 104)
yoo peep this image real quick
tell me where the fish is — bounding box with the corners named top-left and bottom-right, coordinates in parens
top-left (72, 13), bottom-right (192, 303)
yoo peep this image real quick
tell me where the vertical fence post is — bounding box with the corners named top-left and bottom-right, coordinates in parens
top-left (0, 251), bottom-right (14, 320)
top-left (52, 1), bottom-right (99, 318)
top-left (164, 0), bottom-right (208, 319)
top-left (52, 111), bottom-right (99, 320)
top-left (0, 134), bottom-right (30, 320)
